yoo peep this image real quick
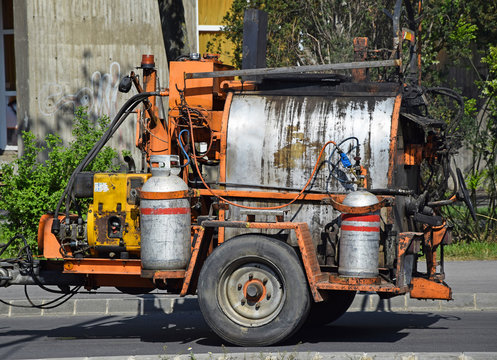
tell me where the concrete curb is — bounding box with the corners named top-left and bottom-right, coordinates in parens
top-left (349, 292), bottom-right (497, 312)
top-left (0, 295), bottom-right (199, 317)
top-left (0, 292), bottom-right (496, 317)
top-left (41, 352), bottom-right (497, 360)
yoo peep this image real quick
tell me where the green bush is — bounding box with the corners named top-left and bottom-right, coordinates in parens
top-left (443, 205), bottom-right (497, 243)
top-left (0, 107), bottom-right (119, 257)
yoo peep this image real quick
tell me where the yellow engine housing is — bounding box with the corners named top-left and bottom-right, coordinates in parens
top-left (87, 173), bottom-right (151, 256)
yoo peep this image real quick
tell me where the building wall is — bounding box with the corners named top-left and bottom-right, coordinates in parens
top-left (10, 0), bottom-right (196, 167)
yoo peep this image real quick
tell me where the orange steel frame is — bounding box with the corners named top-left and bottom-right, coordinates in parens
top-left (217, 91), bottom-right (233, 244)
top-left (43, 216), bottom-right (451, 299)
top-left (38, 56), bottom-right (452, 302)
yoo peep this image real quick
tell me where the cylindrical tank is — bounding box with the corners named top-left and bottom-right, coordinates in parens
top-left (140, 155), bottom-right (191, 270)
top-left (223, 94), bottom-right (396, 246)
top-left (338, 190), bottom-right (380, 278)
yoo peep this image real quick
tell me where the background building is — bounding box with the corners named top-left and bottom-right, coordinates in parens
top-left (0, 0), bottom-right (234, 166)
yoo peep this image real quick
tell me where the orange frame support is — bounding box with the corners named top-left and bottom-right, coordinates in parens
top-left (218, 91), bottom-right (234, 244)
top-left (63, 258), bottom-right (141, 275)
top-left (52, 226), bottom-right (211, 294)
top-left (199, 220), bottom-right (409, 302)
top-left (410, 277), bottom-right (452, 300)
top-left (387, 94), bottom-right (402, 188)
top-left (52, 218), bottom-right (451, 301)
top-left (180, 226), bottom-right (207, 295)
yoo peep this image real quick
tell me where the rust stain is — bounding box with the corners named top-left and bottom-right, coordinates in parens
top-left (273, 124), bottom-right (324, 170)
top-left (273, 140), bottom-right (307, 169)
top-left (273, 124), bottom-right (307, 169)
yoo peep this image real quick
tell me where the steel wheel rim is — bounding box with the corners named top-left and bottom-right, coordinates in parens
top-left (217, 256), bottom-right (285, 327)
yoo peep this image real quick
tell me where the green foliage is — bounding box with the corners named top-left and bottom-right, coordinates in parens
top-left (417, 1), bottom-right (497, 246)
top-left (218, 0), bottom-right (307, 67)
top-left (448, 18), bottom-right (477, 54)
top-left (211, 0), bottom-right (394, 68)
top-left (460, 45), bottom-right (497, 243)
top-left (421, 0), bottom-right (497, 83)
top-left (482, 46), bottom-right (497, 97)
top-left (0, 107), bottom-right (119, 256)
top-left (212, 0), bottom-right (497, 247)
top-left (444, 241), bottom-right (497, 260)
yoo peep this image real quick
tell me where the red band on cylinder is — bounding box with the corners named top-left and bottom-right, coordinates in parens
top-left (341, 225), bottom-right (380, 232)
top-left (341, 214), bottom-right (380, 223)
top-left (141, 207), bottom-right (190, 215)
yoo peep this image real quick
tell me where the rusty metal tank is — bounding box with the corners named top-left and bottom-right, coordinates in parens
top-left (338, 190), bottom-right (380, 278)
top-left (140, 155), bottom-right (191, 270)
top-left (222, 84), bottom-right (398, 245)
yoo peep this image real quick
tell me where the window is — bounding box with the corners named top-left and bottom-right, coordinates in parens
top-left (1, 0), bottom-right (16, 150)
top-left (196, 0), bottom-right (234, 65)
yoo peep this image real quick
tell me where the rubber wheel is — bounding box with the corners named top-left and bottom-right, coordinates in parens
top-left (197, 235), bottom-right (311, 346)
top-left (306, 290), bottom-right (356, 327)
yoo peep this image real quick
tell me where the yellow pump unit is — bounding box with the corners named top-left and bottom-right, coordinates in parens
top-left (87, 173), bottom-right (150, 257)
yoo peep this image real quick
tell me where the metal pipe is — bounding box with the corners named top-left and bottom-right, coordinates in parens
top-left (2, 269), bottom-right (85, 287)
top-left (212, 182), bottom-right (414, 196)
top-left (185, 59), bottom-right (402, 80)
top-left (124, 155), bottom-right (136, 173)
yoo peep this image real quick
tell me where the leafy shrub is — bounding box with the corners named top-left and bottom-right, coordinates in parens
top-left (0, 107), bottom-right (119, 256)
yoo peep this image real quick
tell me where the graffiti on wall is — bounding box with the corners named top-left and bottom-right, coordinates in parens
top-left (38, 62), bottom-right (121, 119)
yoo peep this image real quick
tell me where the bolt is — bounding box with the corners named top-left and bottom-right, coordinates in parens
top-left (267, 292), bottom-right (271, 300)
top-left (248, 273), bottom-right (253, 280)
top-left (263, 277), bottom-right (268, 285)
top-left (246, 284), bottom-right (259, 298)
top-left (255, 303), bottom-right (260, 310)
top-left (237, 283), bottom-right (242, 290)
top-left (241, 298), bottom-right (246, 305)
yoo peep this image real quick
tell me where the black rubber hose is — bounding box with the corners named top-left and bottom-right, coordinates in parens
top-left (425, 87), bottom-right (464, 134)
top-left (53, 91), bottom-right (160, 222)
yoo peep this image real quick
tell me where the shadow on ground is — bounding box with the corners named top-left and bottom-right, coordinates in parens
top-left (0, 296), bottom-right (459, 358)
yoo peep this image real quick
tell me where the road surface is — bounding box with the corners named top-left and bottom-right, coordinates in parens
top-left (1, 310), bottom-right (496, 359)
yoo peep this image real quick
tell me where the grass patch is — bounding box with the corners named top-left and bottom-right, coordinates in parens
top-left (444, 241), bottom-right (497, 260)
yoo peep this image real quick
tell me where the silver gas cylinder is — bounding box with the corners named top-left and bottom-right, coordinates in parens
top-left (338, 190), bottom-right (380, 278)
top-left (140, 155), bottom-right (191, 270)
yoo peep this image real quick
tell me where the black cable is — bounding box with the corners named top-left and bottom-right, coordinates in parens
top-left (53, 91), bottom-right (160, 221)
top-left (420, 162), bottom-right (435, 193)
top-left (24, 285), bottom-right (82, 309)
top-left (0, 234), bottom-right (23, 258)
top-left (425, 87), bottom-right (464, 135)
top-left (0, 286), bottom-right (81, 309)
top-left (0, 234), bottom-right (83, 309)
top-left (20, 234), bottom-right (81, 295)
top-left (327, 137), bottom-right (359, 186)
top-left (275, 160), bottom-right (329, 235)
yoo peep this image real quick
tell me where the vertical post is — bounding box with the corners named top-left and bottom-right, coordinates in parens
top-left (141, 54), bottom-right (168, 157)
top-left (0, 2), bottom-right (6, 150)
top-left (242, 9), bottom-right (267, 80)
top-left (417, 0), bottom-right (422, 86)
top-left (352, 37), bottom-right (368, 82)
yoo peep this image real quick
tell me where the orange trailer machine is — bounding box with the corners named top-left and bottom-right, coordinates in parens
top-left (0, 7), bottom-right (475, 347)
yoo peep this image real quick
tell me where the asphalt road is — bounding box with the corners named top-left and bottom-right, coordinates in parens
top-left (0, 261), bottom-right (496, 359)
top-left (1, 311), bottom-right (497, 359)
